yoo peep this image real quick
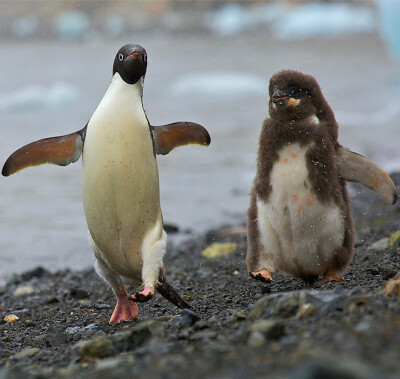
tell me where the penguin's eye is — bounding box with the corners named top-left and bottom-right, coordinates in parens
top-left (289, 87), bottom-right (301, 97)
top-left (119, 53), bottom-right (124, 61)
top-left (143, 55), bottom-right (147, 62)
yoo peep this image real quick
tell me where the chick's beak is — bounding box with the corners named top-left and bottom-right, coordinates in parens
top-left (272, 89), bottom-right (288, 104)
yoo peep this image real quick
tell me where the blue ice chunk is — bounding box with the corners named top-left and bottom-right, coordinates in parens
top-left (272, 3), bottom-right (375, 39)
top-left (376, 0), bottom-right (400, 63)
top-left (0, 82), bottom-right (79, 113)
top-left (55, 11), bottom-right (90, 40)
top-left (11, 17), bottom-right (38, 37)
top-left (170, 71), bottom-right (266, 98)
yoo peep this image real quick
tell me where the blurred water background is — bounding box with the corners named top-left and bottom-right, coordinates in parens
top-left (0, 0), bottom-right (399, 282)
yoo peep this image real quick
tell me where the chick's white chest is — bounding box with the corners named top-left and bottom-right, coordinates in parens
top-left (257, 142), bottom-right (344, 275)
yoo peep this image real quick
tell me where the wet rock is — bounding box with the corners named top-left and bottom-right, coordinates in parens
top-left (201, 242), bottom-right (237, 258)
top-left (378, 263), bottom-right (398, 280)
top-left (289, 357), bottom-right (370, 379)
top-left (344, 295), bottom-right (371, 313)
top-left (276, 295), bottom-right (299, 318)
top-left (178, 309), bottom-right (200, 328)
top-left (21, 267), bottom-right (50, 282)
top-left (354, 320), bottom-right (372, 337)
top-left (78, 336), bottom-right (116, 359)
top-left (297, 304), bottom-right (318, 318)
top-left (247, 331), bottom-right (266, 348)
top-left (69, 288), bottom-right (89, 299)
top-left (25, 320), bottom-right (34, 327)
top-left (13, 347), bottom-right (40, 360)
top-left (247, 296), bottom-right (271, 320)
top-left (0, 367), bottom-right (32, 379)
top-left (45, 326), bottom-right (66, 346)
top-left (111, 320), bottom-right (165, 353)
top-left (163, 223), bottom-right (179, 234)
top-left (32, 334), bottom-right (46, 348)
top-left (6, 273), bottom-right (22, 286)
top-left (248, 320), bottom-right (285, 340)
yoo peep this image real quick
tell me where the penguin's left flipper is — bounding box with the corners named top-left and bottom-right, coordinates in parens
top-left (2, 126), bottom-right (87, 177)
top-left (151, 122), bottom-right (211, 155)
top-left (337, 146), bottom-right (398, 204)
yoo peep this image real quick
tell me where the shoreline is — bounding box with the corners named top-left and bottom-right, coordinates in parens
top-left (0, 175), bottom-right (400, 377)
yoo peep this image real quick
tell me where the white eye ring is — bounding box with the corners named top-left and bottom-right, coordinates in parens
top-left (119, 53), bottom-right (123, 61)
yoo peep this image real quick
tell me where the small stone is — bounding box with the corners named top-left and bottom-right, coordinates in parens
top-left (14, 347), bottom-right (40, 360)
top-left (385, 278), bottom-right (400, 296)
top-left (201, 242), bottom-right (237, 258)
top-left (193, 320), bottom-right (209, 331)
top-left (248, 320), bottom-right (285, 340)
top-left (69, 288), bottom-right (90, 299)
top-left (95, 303), bottom-right (111, 309)
top-left (182, 293), bottom-right (192, 301)
top-left (344, 295), bottom-right (370, 313)
top-left (368, 237), bottom-right (389, 251)
top-left (25, 320), bottom-right (34, 327)
top-left (248, 331), bottom-right (266, 348)
top-left (231, 310), bottom-right (247, 320)
top-left (179, 309), bottom-right (200, 328)
top-left (378, 263), bottom-right (398, 280)
top-left (46, 326), bottom-right (66, 346)
top-left (21, 267), bottom-right (50, 281)
top-left (276, 295), bottom-right (299, 318)
top-left (297, 304), bottom-right (318, 318)
top-left (354, 321), bottom-right (371, 336)
top-left (6, 273), bottom-right (22, 286)
top-left (4, 314), bottom-right (19, 323)
top-left (33, 334), bottom-right (46, 347)
top-left (13, 285), bottom-right (34, 297)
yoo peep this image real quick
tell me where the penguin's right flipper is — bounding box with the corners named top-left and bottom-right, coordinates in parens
top-left (336, 146), bottom-right (397, 204)
top-left (151, 122), bottom-right (210, 155)
top-left (2, 125), bottom-right (87, 176)
top-left (156, 275), bottom-right (192, 310)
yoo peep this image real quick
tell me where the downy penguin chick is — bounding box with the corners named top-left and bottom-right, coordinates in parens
top-left (247, 70), bottom-right (397, 283)
top-left (2, 44), bottom-right (211, 323)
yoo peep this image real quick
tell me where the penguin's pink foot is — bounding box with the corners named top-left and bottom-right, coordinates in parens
top-left (131, 285), bottom-right (154, 303)
top-left (321, 270), bottom-right (343, 283)
top-left (249, 269), bottom-right (273, 283)
top-left (109, 289), bottom-right (139, 324)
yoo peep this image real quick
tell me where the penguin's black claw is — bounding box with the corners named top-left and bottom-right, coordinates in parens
top-left (131, 285), bottom-right (154, 303)
top-left (131, 292), bottom-right (153, 303)
top-left (249, 271), bottom-right (273, 284)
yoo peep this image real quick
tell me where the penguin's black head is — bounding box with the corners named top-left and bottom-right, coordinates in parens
top-left (268, 70), bottom-right (324, 121)
top-left (113, 44), bottom-right (147, 85)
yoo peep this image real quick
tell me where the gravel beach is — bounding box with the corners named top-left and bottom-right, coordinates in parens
top-left (1, 175), bottom-right (400, 378)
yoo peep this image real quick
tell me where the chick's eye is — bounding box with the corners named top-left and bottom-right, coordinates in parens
top-left (119, 54), bottom-right (123, 61)
top-left (290, 88), bottom-right (300, 96)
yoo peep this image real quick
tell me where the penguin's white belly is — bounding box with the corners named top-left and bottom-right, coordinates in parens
top-left (257, 143), bottom-right (344, 276)
top-left (81, 76), bottom-right (162, 281)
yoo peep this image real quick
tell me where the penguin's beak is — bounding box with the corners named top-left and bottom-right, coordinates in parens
top-left (272, 89), bottom-right (289, 105)
top-left (128, 49), bottom-right (140, 59)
